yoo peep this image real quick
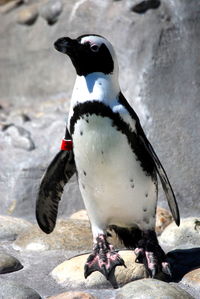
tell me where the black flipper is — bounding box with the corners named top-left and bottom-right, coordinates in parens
top-left (36, 131), bottom-right (76, 234)
top-left (119, 93), bottom-right (180, 226)
top-left (137, 124), bottom-right (180, 226)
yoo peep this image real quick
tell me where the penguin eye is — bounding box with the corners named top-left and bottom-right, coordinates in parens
top-left (90, 44), bottom-right (99, 52)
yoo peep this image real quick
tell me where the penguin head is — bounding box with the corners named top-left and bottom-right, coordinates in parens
top-left (54, 34), bottom-right (118, 77)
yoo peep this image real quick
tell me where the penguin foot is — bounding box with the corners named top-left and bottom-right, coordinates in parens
top-left (135, 230), bottom-right (172, 278)
top-left (84, 234), bottom-right (126, 288)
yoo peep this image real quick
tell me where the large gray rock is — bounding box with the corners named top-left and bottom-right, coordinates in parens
top-left (51, 251), bottom-right (147, 288)
top-left (116, 278), bottom-right (194, 299)
top-left (159, 217), bottom-right (200, 249)
top-left (13, 219), bottom-right (93, 251)
top-left (0, 279), bottom-right (42, 299)
top-left (0, 215), bottom-right (32, 241)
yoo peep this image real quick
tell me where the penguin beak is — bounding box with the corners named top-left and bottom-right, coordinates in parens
top-left (54, 37), bottom-right (78, 56)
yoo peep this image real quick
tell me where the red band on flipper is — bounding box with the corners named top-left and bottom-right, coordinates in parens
top-left (60, 139), bottom-right (73, 151)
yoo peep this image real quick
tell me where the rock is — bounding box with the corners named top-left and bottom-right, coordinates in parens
top-left (159, 217), bottom-right (200, 249)
top-left (0, 0), bottom-right (16, 5)
top-left (0, 252), bottom-right (23, 273)
top-left (70, 209), bottom-right (89, 221)
top-left (0, 215), bottom-right (33, 241)
top-left (51, 250), bottom-right (147, 288)
top-left (156, 207), bottom-right (172, 235)
top-left (0, 105), bottom-right (84, 221)
top-left (13, 219), bottom-right (93, 251)
top-left (3, 124), bottom-right (35, 151)
top-left (0, 279), bottom-right (42, 299)
top-left (47, 291), bottom-right (96, 299)
top-left (40, 0), bottom-right (63, 25)
top-left (1, 0), bottom-right (200, 221)
top-left (17, 5), bottom-right (39, 25)
top-left (182, 268), bottom-right (200, 294)
top-left (0, 0), bottom-right (22, 14)
top-left (116, 278), bottom-right (194, 299)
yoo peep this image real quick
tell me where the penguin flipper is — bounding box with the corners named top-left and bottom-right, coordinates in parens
top-left (36, 149), bottom-right (76, 234)
top-left (138, 124), bottom-right (180, 226)
top-left (118, 92), bottom-right (180, 226)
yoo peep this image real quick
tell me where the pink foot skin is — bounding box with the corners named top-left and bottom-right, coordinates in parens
top-left (134, 230), bottom-right (172, 278)
top-left (84, 234), bottom-right (125, 288)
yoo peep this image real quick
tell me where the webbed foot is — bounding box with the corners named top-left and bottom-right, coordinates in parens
top-left (135, 230), bottom-right (172, 278)
top-left (84, 234), bottom-right (125, 288)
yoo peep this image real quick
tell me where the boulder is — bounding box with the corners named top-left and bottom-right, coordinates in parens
top-left (116, 278), bottom-right (194, 299)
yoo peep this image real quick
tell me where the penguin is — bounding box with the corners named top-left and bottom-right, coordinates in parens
top-left (36, 34), bottom-right (180, 288)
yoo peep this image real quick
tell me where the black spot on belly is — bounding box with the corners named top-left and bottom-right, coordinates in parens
top-left (101, 150), bottom-right (104, 155)
top-left (83, 170), bottom-right (87, 176)
top-left (143, 217), bottom-right (149, 224)
top-left (80, 131), bottom-right (83, 136)
top-left (82, 184), bottom-right (85, 189)
top-left (143, 208), bottom-right (147, 212)
top-left (130, 179), bottom-right (134, 188)
top-left (145, 193), bottom-right (148, 198)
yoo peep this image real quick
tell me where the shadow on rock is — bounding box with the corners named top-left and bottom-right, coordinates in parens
top-left (131, 0), bottom-right (161, 14)
top-left (167, 247), bottom-right (200, 282)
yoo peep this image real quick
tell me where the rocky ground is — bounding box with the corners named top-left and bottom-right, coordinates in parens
top-left (1, 209), bottom-right (200, 298)
top-left (1, 0), bottom-right (200, 298)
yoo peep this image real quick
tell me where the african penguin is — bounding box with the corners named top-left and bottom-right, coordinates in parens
top-left (36, 34), bottom-right (180, 288)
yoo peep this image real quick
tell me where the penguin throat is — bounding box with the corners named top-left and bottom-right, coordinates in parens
top-left (72, 72), bottom-right (120, 104)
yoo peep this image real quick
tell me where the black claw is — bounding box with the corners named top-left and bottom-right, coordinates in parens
top-left (108, 267), bottom-right (119, 289)
top-left (135, 249), bottom-right (144, 264)
top-left (162, 262), bottom-right (172, 277)
top-left (150, 268), bottom-right (156, 278)
top-left (134, 230), bottom-right (171, 278)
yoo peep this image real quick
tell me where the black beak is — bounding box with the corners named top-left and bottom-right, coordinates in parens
top-left (54, 37), bottom-right (76, 55)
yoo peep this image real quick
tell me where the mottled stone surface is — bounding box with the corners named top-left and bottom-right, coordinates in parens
top-left (47, 291), bottom-right (97, 299)
top-left (70, 209), bottom-right (89, 221)
top-left (156, 207), bottom-right (173, 234)
top-left (0, 279), bottom-right (42, 299)
top-left (0, 0), bottom-right (200, 223)
top-left (13, 219), bottom-right (93, 251)
top-left (116, 278), bottom-right (194, 299)
top-left (159, 217), bottom-right (200, 249)
top-left (16, 5), bottom-right (39, 25)
top-left (0, 215), bottom-right (33, 241)
top-left (51, 251), bottom-right (147, 288)
top-left (40, 0), bottom-right (63, 25)
top-left (182, 268), bottom-right (200, 293)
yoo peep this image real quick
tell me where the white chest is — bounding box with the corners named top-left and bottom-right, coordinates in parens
top-left (72, 114), bottom-right (157, 230)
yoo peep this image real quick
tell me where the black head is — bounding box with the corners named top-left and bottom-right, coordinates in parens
top-left (54, 34), bottom-right (116, 76)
